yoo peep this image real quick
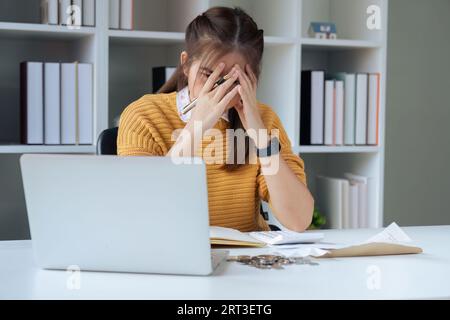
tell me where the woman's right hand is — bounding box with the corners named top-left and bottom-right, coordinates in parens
top-left (186, 63), bottom-right (240, 132)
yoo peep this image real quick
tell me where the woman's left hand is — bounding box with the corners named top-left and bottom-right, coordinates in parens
top-left (234, 64), bottom-right (269, 149)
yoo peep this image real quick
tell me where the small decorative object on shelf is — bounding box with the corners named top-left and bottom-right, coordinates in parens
top-left (308, 22), bottom-right (337, 39)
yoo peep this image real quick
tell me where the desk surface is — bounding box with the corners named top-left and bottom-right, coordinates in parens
top-left (1, 226), bottom-right (449, 299)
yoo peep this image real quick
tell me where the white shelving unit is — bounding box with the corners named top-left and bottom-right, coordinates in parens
top-left (0, 0), bottom-right (388, 239)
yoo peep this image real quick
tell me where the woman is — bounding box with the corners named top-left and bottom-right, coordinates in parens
top-left (117, 6), bottom-right (314, 232)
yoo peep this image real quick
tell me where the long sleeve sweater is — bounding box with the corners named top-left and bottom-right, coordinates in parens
top-left (117, 91), bottom-right (307, 232)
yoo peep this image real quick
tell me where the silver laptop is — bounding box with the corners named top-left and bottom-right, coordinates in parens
top-left (20, 154), bottom-right (228, 276)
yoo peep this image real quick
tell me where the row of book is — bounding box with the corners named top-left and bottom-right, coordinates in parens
top-left (316, 174), bottom-right (376, 229)
top-left (40, 0), bottom-right (96, 27)
top-left (20, 62), bottom-right (93, 145)
top-left (110, 0), bottom-right (134, 30)
top-left (301, 71), bottom-right (380, 146)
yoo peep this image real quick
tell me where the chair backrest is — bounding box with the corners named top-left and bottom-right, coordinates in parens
top-left (96, 127), bottom-right (119, 155)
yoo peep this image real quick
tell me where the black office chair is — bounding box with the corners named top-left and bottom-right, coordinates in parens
top-left (96, 127), bottom-right (119, 155)
top-left (96, 128), bottom-right (280, 231)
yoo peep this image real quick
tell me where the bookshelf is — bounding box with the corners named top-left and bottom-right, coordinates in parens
top-left (0, 0), bottom-right (388, 239)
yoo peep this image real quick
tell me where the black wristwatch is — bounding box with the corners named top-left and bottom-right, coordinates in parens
top-left (256, 137), bottom-right (281, 158)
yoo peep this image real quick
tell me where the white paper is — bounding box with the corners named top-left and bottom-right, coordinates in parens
top-left (364, 222), bottom-right (412, 244)
top-left (271, 222), bottom-right (415, 258)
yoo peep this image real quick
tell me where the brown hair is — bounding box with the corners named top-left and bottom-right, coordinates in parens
top-left (157, 6), bottom-right (264, 170)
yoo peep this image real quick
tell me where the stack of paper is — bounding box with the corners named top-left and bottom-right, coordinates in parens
top-left (270, 223), bottom-right (423, 258)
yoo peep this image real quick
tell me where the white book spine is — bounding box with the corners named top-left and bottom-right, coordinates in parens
top-left (349, 183), bottom-right (359, 229)
top-left (344, 73), bottom-right (356, 145)
top-left (61, 63), bottom-right (77, 145)
top-left (355, 73), bottom-right (368, 145)
top-left (120, 0), bottom-right (134, 30)
top-left (344, 173), bottom-right (373, 228)
top-left (82, 0), bottom-right (95, 26)
top-left (24, 62), bottom-right (44, 145)
top-left (367, 73), bottom-right (379, 145)
top-left (317, 176), bottom-right (344, 229)
top-left (41, 0), bottom-right (59, 25)
top-left (357, 183), bottom-right (368, 228)
top-left (78, 63), bottom-right (93, 145)
top-left (44, 63), bottom-right (61, 145)
top-left (341, 180), bottom-right (350, 230)
top-left (109, 0), bottom-right (120, 29)
top-left (324, 80), bottom-right (334, 146)
top-left (311, 71), bottom-right (324, 145)
top-left (72, 0), bottom-right (83, 26)
top-left (59, 0), bottom-right (72, 26)
top-left (335, 80), bottom-right (344, 146)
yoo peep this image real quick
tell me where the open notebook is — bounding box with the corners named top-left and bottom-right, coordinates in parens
top-left (209, 226), bottom-right (324, 247)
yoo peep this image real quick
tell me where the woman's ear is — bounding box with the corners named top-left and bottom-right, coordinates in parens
top-left (180, 51), bottom-right (189, 77)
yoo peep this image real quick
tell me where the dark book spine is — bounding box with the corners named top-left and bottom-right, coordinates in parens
top-left (20, 62), bottom-right (28, 145)
top-left (300, 71), bottom-right (312, 145)
top-left (152, 67), bottom-right (165, 94)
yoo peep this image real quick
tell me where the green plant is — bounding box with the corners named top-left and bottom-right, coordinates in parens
top-left (308, 208), bottom-right (326, 230)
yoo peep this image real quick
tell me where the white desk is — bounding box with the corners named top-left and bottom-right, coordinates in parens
top-left (1, 226), bottom-right (449, 299)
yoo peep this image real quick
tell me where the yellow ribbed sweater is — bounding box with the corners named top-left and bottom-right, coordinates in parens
top-left (117, 91), bottom-right (307, 232)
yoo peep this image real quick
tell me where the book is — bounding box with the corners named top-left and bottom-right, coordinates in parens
top-left (152, 66), bottom-right (176, 93)
top-left (210, 226), bottom-right (324, 247)
top-left (40, 0), bottom-right (59, 25)
top-left (316, 176), bottom-right (350, 229)
top-left (59, 0), bottom-right (72, 26)
top-left (109, 0), bottom-right (120, 29)
top-left (77, 63), bottom-right (93, 145)
top-left (333, 72), bottom-right (356, 145)
top-left (335, 80), bottom-right (344, 146)
top-left (355, 73), bottom-right (368, 145)
top-left (324, 80), bottom-right (335, 146)
top-left (120, 0), bottom-right (134, 30)
top-left (72, 0), bottom-right (83, 26)
top-left (367, 73), bottom-right (380, 145)
top-left (61, 63), bottom-right (77, 145)
top-left (348, 182), bottom-right (359, 228)
top-left (20, 62), bottom-right (44, 145)
top-left (44, 63), bottom-right (61, 145)
top-left (300, 70), bottom-right (324, 145)
top-left (345, 173), bottom-right (376, 228)
top-left (82, 0), bottom-right (95, 27)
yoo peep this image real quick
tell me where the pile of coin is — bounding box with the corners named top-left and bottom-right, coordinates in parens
top-left (227, 254), bottom-right (319, 269)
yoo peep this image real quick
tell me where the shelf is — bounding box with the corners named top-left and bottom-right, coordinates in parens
top-left (264, 36), bottom-right (298, 46)
top-left (0, 22), bottom-right (96, 40)
top-left (109, 30), bottom-right (185, 45)
top-left (0, 145), bottom-right (96, 154)
top-left (301, 38), bottom-right (382, 50)
top-left (295, 146), bottom-right (381, 154)
top-left (109, 29), bottom-right (297, 46)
